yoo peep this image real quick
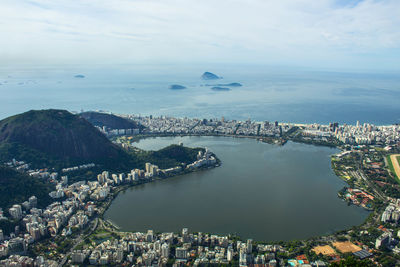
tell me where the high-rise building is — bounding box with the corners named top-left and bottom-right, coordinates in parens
top-left (29, 196), bottom-right (37, 208)
top-left (227, 247), bottom-right (233, 261)
top-left (161, 243), bottom-right (170, 258)
top-left (182, 228), bottom-right (189, 242)
top-left (9, 205), bottom-right (22, 220)
top-left (119, 173), bottom-right (125, 183)
top-left (150, 165), bottom-right (159, 176)
top-left (97, 174), bottom-right (104, 184)
top-left (102, 171), bottom-right (109, 180)
top-left (246, 239), bottom-right (253, 254)
top-left (8, 237), bottom-right (26, 254)
top-left (376, 232), bottom-right (391, 249)
top-left (131, 170), bottom-right (139, 181)
top-left (146, 230), bottom-right (154, 242)
top-left (175, 247), bottom-right (187, 259)
top-left (145, 163), bottom-right (152, 173)
top-left (30, 227), bottom-right (41, 241)
top-left (239, 248), bottom-right (247, 266)
top-left (115, 249), bottom-right (124, 262)
top-left (71, 251), bottom-right (86, 263)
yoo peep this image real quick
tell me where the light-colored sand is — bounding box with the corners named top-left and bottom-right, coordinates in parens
top-left (312, 245), bottom-right (336, 256)
top-left (332, 241), bottom-right (362, 253)
top-left (390, 154), bottom-right (400, 180)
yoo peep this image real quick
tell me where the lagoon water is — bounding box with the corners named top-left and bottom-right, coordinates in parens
top-left (104, 136), bottom-right (369, 241)
top-left (1, 64), bottom-right (400, 124)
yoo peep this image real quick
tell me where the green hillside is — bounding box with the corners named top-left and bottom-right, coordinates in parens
top-left (0, 109), bottom-right (132, 169)
top-left (80, 111), bottom-right (144, 131)
top-left (136, 144), bottom-right (203, 169)
top-left (0, 166), bottom-right (53, 209)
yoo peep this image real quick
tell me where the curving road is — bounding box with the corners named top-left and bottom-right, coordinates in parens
top-left (58, 217), bottom-right (98, 267)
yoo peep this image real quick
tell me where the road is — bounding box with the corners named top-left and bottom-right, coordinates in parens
top-left (58, 217), bottom-right (98, 267)
top-left (356, 153), bottom-right (386, 202)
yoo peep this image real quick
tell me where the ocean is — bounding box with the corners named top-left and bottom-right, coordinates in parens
top-left (1, 64), bottom-right (399, 124)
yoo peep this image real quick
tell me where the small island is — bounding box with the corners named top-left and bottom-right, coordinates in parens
top-left (169, 84), bottom-right (187, 90)
top-left (211, 86), bottom-right (230, 91)
top-left (206, 82), bottom-right (242, 87)
top-left (201, 72), bottom-right (221, 80)
top-left (221, 82), bottom-right (242, 87)
top-left (74, 74), bottom-right (85, 78)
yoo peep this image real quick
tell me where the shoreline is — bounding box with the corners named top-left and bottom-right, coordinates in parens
top-left (106, 134), bottom-right (371, 238)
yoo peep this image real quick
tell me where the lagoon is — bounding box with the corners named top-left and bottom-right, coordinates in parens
top-left (104, 136), bottom-right (369, 241)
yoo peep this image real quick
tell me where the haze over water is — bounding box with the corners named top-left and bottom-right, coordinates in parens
top-left (1, 64), bottom-right (400, 124)
top-left (104, 136), bottom-right (369, 241)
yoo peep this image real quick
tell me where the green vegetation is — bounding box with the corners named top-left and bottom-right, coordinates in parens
top-left (0, 110), bottom-right (203, 175)
top-left (386, 155), bottom-right (400, 184)
top-left (0, 110), bottom-right (204, 210)
top-left (135, 144), bottom-right (203, 169)
top-left (80, 111), bottom-right (144, 131)
top-left (0, 166), bottom-right (53, 209)
top-left (329, 256), bottom-right (374, 267)
top-left (0, 109), bottom-right (129, 169)
top-left (0, 220), bottom-right (18, 235)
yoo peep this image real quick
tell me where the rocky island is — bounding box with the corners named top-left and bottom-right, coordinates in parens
top-left (206, 82), bottom-right (242, 87)
top-left (169, 84), bottom-right (187, 90)
top-left (211, 86), bottom-right (230, 91)
top-left (201, 72), bottom-right (221, 80)
top-left (74, 74), bottom-right (85, 78)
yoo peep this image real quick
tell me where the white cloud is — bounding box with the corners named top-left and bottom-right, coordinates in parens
top-left (0, 0), bottom-right (399, 69)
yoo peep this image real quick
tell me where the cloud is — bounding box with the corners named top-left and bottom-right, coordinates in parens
top-left (0, 0), bottom-right (399, 69)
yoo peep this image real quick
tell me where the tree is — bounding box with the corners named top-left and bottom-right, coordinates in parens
top-left (329, 256), bottom-right (374, 267)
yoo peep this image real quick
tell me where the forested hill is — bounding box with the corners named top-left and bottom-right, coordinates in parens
top-left (0, 109), bottom-right (130, 169)
top-left (0, 166), bottom-right (53, 209)
top-left (80, 111), bottom-right (144, 131)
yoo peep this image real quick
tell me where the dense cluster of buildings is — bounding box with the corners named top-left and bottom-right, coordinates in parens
top-left (2, 113), bottom-right (400, 266)
top-left (374, 200), bottom-right (400, 252)
top-left (96, 125), bottom-right (140, 137)
top-left (66, 228), bottom-right (292, 266)
top-left (0, 147), bottom-right (218, 266)
top-left (123, 115), bottom-right (292, 137)
top-left (123, 114), bottom-right (400, 146)
top-left (0, 176), bottom-right (95, 260)
top-left (342, 188), bottom-right (374, 209)
top-left (302, 121), bottom-right (400, 146)
top-left (89, 112), bottom-right (400, 147)
top-left (61, 163), bottom-right (95, 173)
top-left (381, 200), bottom-right (400, 223)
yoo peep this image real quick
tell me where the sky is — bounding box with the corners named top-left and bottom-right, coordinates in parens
top-left (1, 0), bottom-right (400, 70)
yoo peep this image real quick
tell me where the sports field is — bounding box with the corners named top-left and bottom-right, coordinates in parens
top-left (389, 154), bottom-right (400, 181)
top-left (312, 245), bottom-right (336, 256)
top-left (332, 241), bottom-right (362, 253)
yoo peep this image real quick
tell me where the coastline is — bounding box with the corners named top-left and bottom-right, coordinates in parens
top-left (108, 134), bottom-right (371, 232)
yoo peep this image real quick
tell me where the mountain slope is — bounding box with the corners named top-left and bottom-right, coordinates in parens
top-left (80, 111), bottom-right (144, 131)
top-left (0, 109), bottom-right (130, 169)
